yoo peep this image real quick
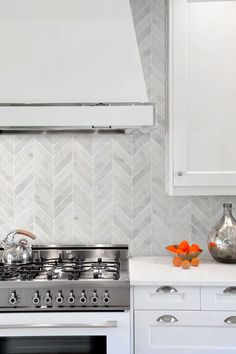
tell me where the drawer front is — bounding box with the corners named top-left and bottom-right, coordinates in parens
top-left (135, 310), bottom-right (236, 354)
top-left (202, 286), bottom-right (236, 311)
top-left (134, 285), bottom-right (200, 310)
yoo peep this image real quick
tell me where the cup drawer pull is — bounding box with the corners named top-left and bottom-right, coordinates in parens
top-left (156, 315), bottom-right (178, 323)
top-left (223, 287), bottom-right (236, 294)
top-left (156, 286), bottom-right (177, 294)
top-left (224, 316), bottom-right (236, 324)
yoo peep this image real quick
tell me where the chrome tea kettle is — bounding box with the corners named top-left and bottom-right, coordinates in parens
top-left (1, 229), bottom-right (36, 264)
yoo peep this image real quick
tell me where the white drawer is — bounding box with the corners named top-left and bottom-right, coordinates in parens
top-left (135, 310), bottom-right (236, 354)
top-left (134, 285), bottom-right (200, 310)
top-left (201, 286), bottom-right (236, 311)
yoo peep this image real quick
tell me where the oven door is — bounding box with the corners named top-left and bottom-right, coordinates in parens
top-left (0, 312), bottom-right (130, 354)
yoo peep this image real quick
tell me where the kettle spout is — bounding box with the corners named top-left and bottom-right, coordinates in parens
top-left (0, 239), bottom-right (8, 249)
top-left (1, 230), bottom-right (17, 250)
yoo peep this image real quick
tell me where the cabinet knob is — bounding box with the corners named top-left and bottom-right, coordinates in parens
top-left (177, 171), bottom-right (183, 177)
top-left (224, 316), bottom-right (236, 324)
top-left (156, 315), bottom-right (178, 323)
top-left (156, 286), bottom-right (177, 294)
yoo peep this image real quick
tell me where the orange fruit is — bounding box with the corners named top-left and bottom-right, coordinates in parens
top-left (191, 258), bottom-right (200, 267)
top-left (181, 260), bottom-right (191, 269)
top-left (189, 244), bottom-right (201, 252)
top-left (179, 240), bottom-right (190, 252)
top-left (166, 245), bottom-right (178, 253)
top-left (176, 248), bottom-right (185, 254)
top-left (172, 256), bottom-right (182, 267)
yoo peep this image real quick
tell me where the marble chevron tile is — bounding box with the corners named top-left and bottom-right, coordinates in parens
top-left (34, 135), bottom-right (53, 244)
top-left (171, 197), bottom-right (191, 245)
top-left (112, 135), bottom-right (132, 248)
top-left (0, 135), bottom-right (14, 235)
top-left (133, 210), bottom-right (152, 256)
top-left (14, 136), bottom-right (34, 231)
top-left (210, 196), bottom-right (227, 228)
top-left (53, 135), bottom-right (73, 244)
top-left (73, 135), bottom-right (93, 244)
top-left (93, 135), bottom-right (112, 244)
top-left (151, 129), bottom-right (171, 255)
top-left (227, 196), bottom-right (236, 219)
top-left (191, 197), bottom-right (211, 253)
top-left (151, 0), bottom-right (166, 116)
top-left (150, 0), bottom-right (166, 138)
top-left (133, 134), bottom-right (152, 256)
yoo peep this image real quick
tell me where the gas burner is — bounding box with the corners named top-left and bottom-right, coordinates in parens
top-left (19, 264), bottom-right (42, 281)
top-left (0, 262), bottom-right (44, 281)
top-left (90, 258), bottom-right (120, 280)
top-left (0, 265), bottom-right (18, 281)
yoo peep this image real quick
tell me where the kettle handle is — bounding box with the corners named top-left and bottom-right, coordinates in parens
top-left (15, 229), bottom-right (36, 240)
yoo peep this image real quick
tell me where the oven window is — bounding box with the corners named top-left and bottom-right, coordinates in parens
top-left (0, 336), bottom-right (106, 354)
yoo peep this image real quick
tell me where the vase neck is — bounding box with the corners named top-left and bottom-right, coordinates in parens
top-left (223, 203), bottom-right (233, 217)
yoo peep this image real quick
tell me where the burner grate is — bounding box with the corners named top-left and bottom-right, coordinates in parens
top-left (0, 257), bottom-right (120, 281)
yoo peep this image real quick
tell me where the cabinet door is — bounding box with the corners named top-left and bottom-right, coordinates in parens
top-left (135, 310), bottom-right (236, 354)
top-left (168, 0), bottom-right (236, 195)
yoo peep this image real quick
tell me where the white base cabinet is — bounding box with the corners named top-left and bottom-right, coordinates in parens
top-left (133, 285), bottom-right (236, 354)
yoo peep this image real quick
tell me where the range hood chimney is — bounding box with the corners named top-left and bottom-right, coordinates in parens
top-left (0, 0), bottom-right (154, 132)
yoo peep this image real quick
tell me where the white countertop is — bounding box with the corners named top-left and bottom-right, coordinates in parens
top-left (129, 256), bottom-right (236, 286)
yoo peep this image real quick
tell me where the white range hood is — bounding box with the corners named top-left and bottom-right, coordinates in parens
top-left (0, 0), bottom-right (154, 131)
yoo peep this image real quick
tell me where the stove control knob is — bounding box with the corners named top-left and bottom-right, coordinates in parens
top-left (68, 291), bottom-right (75, 304)
top-left (32, 291), bottom-right (40, 305)
top-left (9, 291), bottom-right (17, 305)
top-left (56, 291), bottom-right (64, 305)
top-left (45, 291), bottom-right (52, 305)
top-left (103, 291), bottom-right (110, 305)
top-left (79, 291), bottom-right (87, 305)
top-left (91, 291), bottom-right (98, 305)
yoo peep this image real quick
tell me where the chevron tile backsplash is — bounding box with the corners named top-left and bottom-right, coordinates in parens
top-left (0, 0), bottom-right (231, 255)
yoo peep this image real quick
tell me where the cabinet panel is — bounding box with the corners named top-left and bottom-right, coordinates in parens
top-left (201, 286), bottom-right (236, 311)
top-left (168, 0), bottom-right (236, 195)
top-left (134, 285), bottom-right (200, 310)
top-left (135, 310), bottom-right (236, 354)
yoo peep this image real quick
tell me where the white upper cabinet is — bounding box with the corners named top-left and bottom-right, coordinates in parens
top-left (167, 0), bottom-right (236, 195)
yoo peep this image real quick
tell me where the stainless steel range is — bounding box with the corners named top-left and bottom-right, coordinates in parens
top-left (0, 244), bottom-right (130, 312)
top-left (0, 245), bottom-right (130, 354)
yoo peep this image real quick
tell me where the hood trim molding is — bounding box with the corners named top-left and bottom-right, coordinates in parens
top-left (0, 102), bottom-right (155, 133)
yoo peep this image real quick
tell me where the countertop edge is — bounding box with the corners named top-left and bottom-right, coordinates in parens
top-left (130, 281), bottom-right (236, 286)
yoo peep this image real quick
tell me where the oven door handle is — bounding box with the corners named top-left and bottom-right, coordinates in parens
top-left (0, 321), bottom-right (118, 329)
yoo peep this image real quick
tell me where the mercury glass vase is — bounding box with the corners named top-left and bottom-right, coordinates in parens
top-left (208, 203), bottom-right (236, 263)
